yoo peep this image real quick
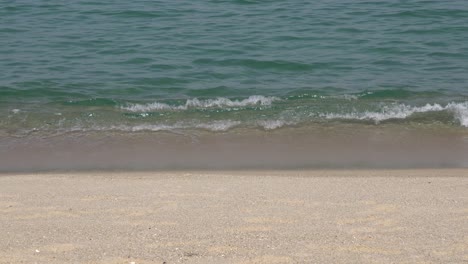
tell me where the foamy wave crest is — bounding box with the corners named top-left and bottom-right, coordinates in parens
top-left (450, 102), bottom-right (468, 127)
top-left (194, 120), bottom-right (241, 131)
top-left (322, 102), bottom-right (468, 126)
top-left (85, 120), bottom-right (241, 132)
top-left (122, 95), bottom-right (279, 112)
top-left (257, 120), bottom-right (295, 130)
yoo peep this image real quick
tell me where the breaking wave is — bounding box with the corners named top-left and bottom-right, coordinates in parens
top-left (257, 120), bottom-right (296, 130)
top-left (322, 102), bottom-right (468, 126)
top-left (121, 95), bottom-right (280, 112)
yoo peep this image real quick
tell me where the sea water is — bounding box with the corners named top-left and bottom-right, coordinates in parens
top-left (1, 1), bottom-right (468, 170)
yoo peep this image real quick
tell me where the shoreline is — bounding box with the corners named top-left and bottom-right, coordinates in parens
top-left (2, 167), bottom-right (468, 176)
top-left (1, 169), bottom-right (467, 263)
top-left (2, 125), bottom-right (468, 172)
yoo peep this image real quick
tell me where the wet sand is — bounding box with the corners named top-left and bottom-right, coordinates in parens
top-left (2, 125), bottom-right (468, 172)
top-left (0, 170), bottom-right (467, 263)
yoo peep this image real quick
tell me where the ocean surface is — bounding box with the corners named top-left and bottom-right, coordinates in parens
top-left (1, 0), bottom-right (468, 170)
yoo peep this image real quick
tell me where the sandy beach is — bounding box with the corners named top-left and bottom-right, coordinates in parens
top-left (0, 170), bottom-right (467, 263)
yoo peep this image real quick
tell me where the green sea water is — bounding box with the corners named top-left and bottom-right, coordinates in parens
top-left (1, 0), bottom-right (468, 135)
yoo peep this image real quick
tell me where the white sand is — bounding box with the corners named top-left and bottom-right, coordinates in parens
top-left (0, 170), bottom-right (467, 263)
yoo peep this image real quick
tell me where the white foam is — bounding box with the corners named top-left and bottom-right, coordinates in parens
top-left (80, 120), bottom-right (241, 133)
top-left (194, 120), bottom-right (242, 131)
top-left (121, 95), bottom-right (279, 112)
top-left (448, 102), bottom-right (468, 127)
top-left (257, 120), bottom-right (294, 130)
top-left (322, 102), bottom-right (468, 126)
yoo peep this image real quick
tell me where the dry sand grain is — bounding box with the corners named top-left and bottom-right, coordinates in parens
top-left (0, 170), bottom-right (467, 263)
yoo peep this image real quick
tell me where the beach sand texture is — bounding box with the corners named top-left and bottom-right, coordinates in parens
top-left (0, 170), bottom-right (467, 263)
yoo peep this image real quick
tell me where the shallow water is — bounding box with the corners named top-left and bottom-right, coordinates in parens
top-left (2, 0), bottom-right (468, 134)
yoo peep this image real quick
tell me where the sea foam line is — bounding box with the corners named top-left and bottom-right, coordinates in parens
top-left (63, 119), bottom-right (296, 133)
top-left (121, 95), bottom-right (279, 112)
top-left (69, 120), bottom-right (242, 132)
top-left (321, 102), bottom-right (468, 126)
